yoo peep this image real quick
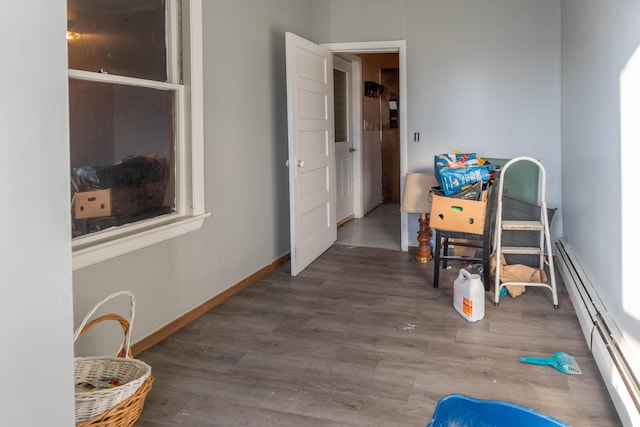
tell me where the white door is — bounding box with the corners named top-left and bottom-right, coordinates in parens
top-left (333, 55), bottom-right (354, 223)
top-left (285, 32), bottom-right (336, 276)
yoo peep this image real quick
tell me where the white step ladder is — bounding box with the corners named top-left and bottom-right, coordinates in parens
top-left (493, 157), bottom-right (558, 308)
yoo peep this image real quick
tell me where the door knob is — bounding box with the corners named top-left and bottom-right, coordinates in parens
top-left (349, 148), bottom-right (357, 153)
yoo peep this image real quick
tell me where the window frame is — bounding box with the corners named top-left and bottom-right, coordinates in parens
top-left (70, 0), bottom-right (209, 270)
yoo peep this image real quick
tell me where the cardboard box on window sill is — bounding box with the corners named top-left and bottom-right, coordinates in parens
top-left (429, 187), bottom-right (488, 234)
top-left (74, 184), bottom-right (167, 219)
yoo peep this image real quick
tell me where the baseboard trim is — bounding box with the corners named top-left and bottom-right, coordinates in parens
top-left (131, 253), bottom-right (290, 356)
top-left (337, 214), bottom-right (354, 227)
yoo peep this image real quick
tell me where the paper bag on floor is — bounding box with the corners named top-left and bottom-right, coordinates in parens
top-left (453, 239), bottom-right (477, 258)
top-left (490, 252), bottom-right (548, 298)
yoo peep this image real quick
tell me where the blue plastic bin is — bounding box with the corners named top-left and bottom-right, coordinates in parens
top-left (427, 394), bottom-right (571, 427)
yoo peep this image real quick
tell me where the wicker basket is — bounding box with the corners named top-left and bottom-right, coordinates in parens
top-left (74, 291), bottom-right (152, 425)
top-left (76, 375), bottom-right (154, 427)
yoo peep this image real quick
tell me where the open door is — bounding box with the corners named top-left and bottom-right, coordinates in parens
top-left (333, 55), bottom-right (355, 223)
top-left (285, 32), bottom-right (336, 276)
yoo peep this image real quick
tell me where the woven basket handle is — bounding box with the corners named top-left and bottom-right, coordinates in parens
top-left (73, 290), bottom-right (136, 358)
top-left (74, 313), bottom-right (132, 358)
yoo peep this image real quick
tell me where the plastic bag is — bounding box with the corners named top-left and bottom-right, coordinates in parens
top-left (430, 181), bottom-right (485, 201)
top-left (434, 152), bottom-right (494, 195)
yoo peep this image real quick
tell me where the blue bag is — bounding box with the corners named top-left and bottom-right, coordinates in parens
top-left (435, 153), bottom-right (494, 195)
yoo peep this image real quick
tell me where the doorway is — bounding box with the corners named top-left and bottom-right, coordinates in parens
top-left (286, 36), bottom-right (408, 275)
top-left (332, 50), bottom-right (402, 250)
top-left (359, 53), bottom-right (400, 215)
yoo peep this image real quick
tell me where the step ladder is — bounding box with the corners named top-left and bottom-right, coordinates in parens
top-left (493, 157), bottom-right (558, 308)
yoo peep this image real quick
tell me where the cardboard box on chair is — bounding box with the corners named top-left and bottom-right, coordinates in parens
top-left (429, 188), bottom-right (488, 234)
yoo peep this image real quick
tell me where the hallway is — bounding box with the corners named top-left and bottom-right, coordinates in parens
top-left (336, 203), bottom-right (401, 251)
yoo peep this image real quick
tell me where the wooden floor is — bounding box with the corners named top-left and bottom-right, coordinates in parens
top-left (137, 246), bottom-right (621, 426)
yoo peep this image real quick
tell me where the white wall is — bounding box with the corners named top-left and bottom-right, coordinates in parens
top-left (312, 0), bottom-right (563, 244)
top-left (0, 0), bottom-right (75, 424)
top-left (73, 0), bottom-right (314, 356)
top-left (561, 0), bottom-right (640, 368)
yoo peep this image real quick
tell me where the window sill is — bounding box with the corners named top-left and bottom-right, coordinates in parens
top-left (72, 212), bottom-right (211, 270)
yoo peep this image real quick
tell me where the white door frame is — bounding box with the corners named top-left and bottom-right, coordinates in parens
top-left (321, 40), bottom-right (409, 252)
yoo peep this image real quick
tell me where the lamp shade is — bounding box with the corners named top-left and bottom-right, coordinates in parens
top-left (400, 173), bottom-right (439, 213)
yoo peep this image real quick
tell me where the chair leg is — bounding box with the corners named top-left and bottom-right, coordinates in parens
top-left (433, 230), bottom-right (442, 288)
top-left (482, 238), bottom-right (491, 292)
top-left (442, 236), bottom-right (449, 269)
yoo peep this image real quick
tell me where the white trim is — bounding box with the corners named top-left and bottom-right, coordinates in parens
top-left (398, 43), bottom-right (408, 251)
top-left (187, 0), bottom-right (206, 215)
top-left (68, 69), bottom-right (182, 91)
top-left (322, 40), bottom-right (404, 53)
top-left (175, 84), bottom-right (188, 215)
top-left (167, 0), bottom-right (181, 83)
top-left (73, 213), bottom-right (210, 270)
top-left (592, 331), bottom-right (639, 427)
top-left (321, 40), bottom-right (408, 244)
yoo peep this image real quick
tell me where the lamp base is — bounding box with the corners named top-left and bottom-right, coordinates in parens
top-left (416, 212), bottom-right (432, 262)
top-left (415, 255), bottom-right (430, 263)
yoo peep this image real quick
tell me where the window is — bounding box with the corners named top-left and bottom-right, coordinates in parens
top-left (333, 68), bottom-right (348, 142)
top-left (68, 0), bottom-right (208, 269)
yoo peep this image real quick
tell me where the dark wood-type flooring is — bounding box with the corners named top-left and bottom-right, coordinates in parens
top-left (137, 245), bottom-right (621, 426)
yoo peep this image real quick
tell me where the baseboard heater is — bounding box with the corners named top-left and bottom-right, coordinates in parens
top-left (555, 238), bottom-right (640, 426)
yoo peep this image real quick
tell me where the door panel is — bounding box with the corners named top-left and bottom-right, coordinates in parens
top-left (285, 32), bottom-right (336, 276)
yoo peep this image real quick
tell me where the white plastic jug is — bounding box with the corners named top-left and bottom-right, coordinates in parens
top-left (453, 268), bottom-right (485, 322)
